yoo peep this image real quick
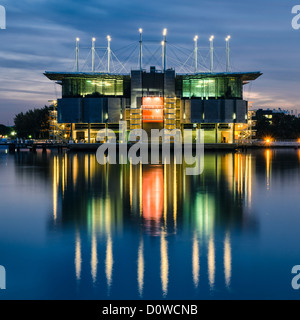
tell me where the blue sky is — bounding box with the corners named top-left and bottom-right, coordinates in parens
top-left (0, 0), bottom-right (299, 124)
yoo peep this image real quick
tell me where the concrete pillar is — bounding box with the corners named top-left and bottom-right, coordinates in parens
top-left (233, 123), bottom-right (235, 143)
top-left (88, 123), bottom-right (91, 143)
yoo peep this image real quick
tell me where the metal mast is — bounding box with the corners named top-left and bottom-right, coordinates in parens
top-left (162, 28), bottom-right (167, 72)
top-left (92, 37), bottom-right (96, 72)
top-left (194, 35), bottom-right (198, 73)
top-left (161, 40), bottom-right (164, 71)
top-left (226, 35), bottom-right (231, 72)
top-left (75, 38), bottom-right (80, 72)
top-left (139, 28), bottom-right (143, 71)
top-left (209, 35), bottom-right (214, 73)
top-left (107, 35), bottom-right (111, 73)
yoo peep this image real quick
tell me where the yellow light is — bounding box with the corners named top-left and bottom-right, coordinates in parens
top-left (194, 35), bottom-right (198, 41)
top-left (161, 41), bottom-right (164, 46)
top-left (107, 35), bottom-right (111, 41)
top-left (163, 28), bottom-right (167, 36)
top-left (92, 37), bottom-right (96, 42)
top-left (76, 37), bottom-right (80, 42)
top-left (139, 28), bottom-right (143, 33)
top-left (265, 137), bottom-right (272, 143)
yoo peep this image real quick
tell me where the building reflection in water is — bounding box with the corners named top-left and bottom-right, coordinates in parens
top-left (160, 229), bottom-right (169, 297)
top-left (75, 230), bottom-right (81, 281)
top-left (208, 235), bottom-right (215, 290)
top-left (50, 151), bottom-right (257, 297)
top-left (105, 234), bottom-right (113, 291)
top-left (224, 232), bottom-right (232, 288)
top-left (142, 166), bottom-right (164, 223)
top-left (192, 233), bottom-right (199, 288)
top-left (137, 237), bottom-right (144, 297)
top-left (265, 149), bottom-right (272, 190)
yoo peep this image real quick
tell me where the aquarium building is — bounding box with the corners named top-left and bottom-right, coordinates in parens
top-left (44, 32), bottom-right (262, 143)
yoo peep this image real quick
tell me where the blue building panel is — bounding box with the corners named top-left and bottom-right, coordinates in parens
top-left (57, 98), bottom-right (82, 123)
top-left (83, 98), bottom-right (107, 123)
top-left (190, 99), bottom-right (248, 124)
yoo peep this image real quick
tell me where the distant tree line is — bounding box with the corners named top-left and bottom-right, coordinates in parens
top-left (0, 124), bottom-right (12, 136)
top-left (14, 106), bottom-right (50, 139)
top-left (255, 113), bottom-right (300, 140)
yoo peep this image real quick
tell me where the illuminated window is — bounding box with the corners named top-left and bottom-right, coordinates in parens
top-left (62, 77), bottom-right (124, 97)
top-left (142, 97), bottom-right (164, 122)
top-left (182, 76), bottom-right (242, 99)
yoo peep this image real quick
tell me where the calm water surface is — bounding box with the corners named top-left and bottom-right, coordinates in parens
top-left (0, 148), bottom-right (300, 299)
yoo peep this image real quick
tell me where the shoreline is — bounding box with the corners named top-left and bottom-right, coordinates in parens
top-left (1, 141), bottom-right (300, 152)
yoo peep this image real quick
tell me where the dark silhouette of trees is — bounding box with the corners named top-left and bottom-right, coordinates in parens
top-left (255, 113), bottom-right (300, 140)
top-left (14, 106), bottom-right (50, 139)
top-left (0, 124), bottom-right (12, 136)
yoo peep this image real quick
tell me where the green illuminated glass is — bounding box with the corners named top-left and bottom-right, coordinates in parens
top-left (182, 76), bottom-right (242, 99)
top-left (62, 77), bottom-right (124, 97)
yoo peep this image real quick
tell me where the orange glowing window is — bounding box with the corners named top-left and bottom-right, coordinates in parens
top-left (142, 97), bottom-right (164, 109)
top-left (142, 109), bottom-right (163, 123)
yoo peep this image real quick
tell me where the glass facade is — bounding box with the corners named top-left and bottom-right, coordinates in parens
top-left (182, 76), bottom-right (243, 99)
top-left (62, 77), bottom-right (124, 97)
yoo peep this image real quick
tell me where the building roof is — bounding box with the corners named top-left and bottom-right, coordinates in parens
top-left (44, 72), bottom-right (130, 81)
top-left (178, 71), bottom-right (262, 82)
top-left (44, 71), bottom-right (262, 82)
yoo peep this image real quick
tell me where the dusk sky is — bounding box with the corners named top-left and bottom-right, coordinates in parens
top-left (0, 0), bottom-right (299, 125)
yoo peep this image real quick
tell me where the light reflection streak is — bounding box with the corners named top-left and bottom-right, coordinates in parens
top-left (208, 235), bottom-right (215, 290)
top-left (139, 162), bottom-right (142, 216)
top-left (91, 234), bottom-right (98, 283)
top-left (72, 154), bottom-right (78, 187)
top-left (130, 160), bottom-right (133, 209)
top-left (192, 233), bottom-right (199, 288)
top-left (224, 232), bottom-right (231, 288)
top-left (160, 230), bottom-right (169, 297)
top-left (173, 159), bottom-right (177, 232)
top-left (53, 155), bottom-right (57, 222)
top-left (137, 237), bottom-right (144, 297)
top-left (91, 207), bottom-right (98, 283)
top-left (75, 231), bottom-right (82, 281)
top-left (142, 166), bottom-right (163, 221)
top-left (164, 160), bottom-right (167, 227)
top-left (62, 153), bottom-right (65, 196)
top-left (105, 234), bottom-right (113, 291)
top-left (266, 149), bottom-right (271, 190)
